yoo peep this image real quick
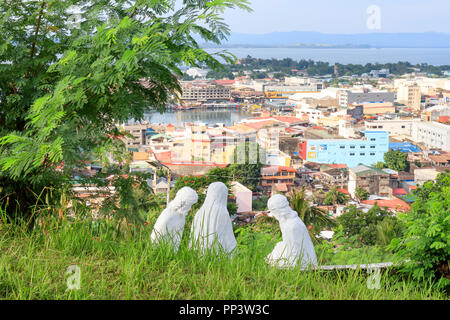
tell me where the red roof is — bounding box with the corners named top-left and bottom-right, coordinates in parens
top-left (392, 188), bottom-right (408, 195)
top-left (361, 199), bottom-right (410, 212)
top-left (243, 120), bottom-right (277, 130)
top-left (275, 183), bottom-right (288, 192)
top-left (155, 151), bottom-right (172, 162)
top-left (214, 79), bottom-right (235, 85)
top-left (338, 188), bottom-right (350, 195)
top-left (272, 116), bottom-right (303, 124)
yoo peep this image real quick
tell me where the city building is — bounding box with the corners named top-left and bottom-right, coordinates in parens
top-left (149, 134), bottom-right (173, 155)
top-left (180, 81), bottom-right (231, 102)
top-left (389, 142), bottom-right (421, 153)
top-left (338, 90), bottom-right (395, 108)
top-left (295, 106), bottom-right (323, 124)
top-left (411, 121), bottom-right (450, 151)
top-left (370, 69), bottom-right (390, 78)
top-left (299, 131), bottom-right (389, 167)
top-left (361, 102), bottom-right (396, 115)
top-left (397, 83), bottom-right (421, 111)
top-left (261, 166), bottom-right (296, 194)
top-left (348, 165), bottom-right (391, 198)
top-left (364, 119), bottom-right (420, 137)
top-left (183, 123), bottom-right (212, 162)
top-left (121, 123), bottom-right (156, 151)
top-left (414, 168), bottom-right (441, 185)
top-left (264, 84), bottom-right (321, 99)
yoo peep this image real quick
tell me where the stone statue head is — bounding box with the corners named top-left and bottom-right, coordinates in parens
top-left (168, 187), bottom-right (198, 216)
top-left (204, 182), bottom-right (228, 208)
top-left (267, 194), bottom-right (298, 220)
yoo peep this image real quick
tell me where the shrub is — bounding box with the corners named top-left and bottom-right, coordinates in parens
top-left (336, 204), bottom-right (399, 247)
top-left (391, 172), bottom-right (450, 290)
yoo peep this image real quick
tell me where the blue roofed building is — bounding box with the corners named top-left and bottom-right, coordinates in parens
top-left (299, 131), bottom-right (389, 168)
top-left (389, 142), bottom-right (420, 153)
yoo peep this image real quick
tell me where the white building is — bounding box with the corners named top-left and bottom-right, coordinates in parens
top-left (295, 106), bottom-right (323, 125)
top-left (414, 168), bottom-right (440, 185)
top-left (411, 121), bottom-right (450, 151)
top-left (364, 119), bottom-right (421, 137)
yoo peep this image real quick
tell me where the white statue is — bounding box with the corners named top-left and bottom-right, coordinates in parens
top-left (265, 194), bottom-right (318, 269)
top-left (151, 187), bottom-right (198, 251)
top-left (189, 182), bottom-right (237, 256)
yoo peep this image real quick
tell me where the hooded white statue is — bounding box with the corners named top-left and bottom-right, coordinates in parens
top-left (151, 187), bottom-right (198, 251)
top-left (265, 194), bottom-right (318, 269)
top-left (189, 182), bottom-right (237, 256)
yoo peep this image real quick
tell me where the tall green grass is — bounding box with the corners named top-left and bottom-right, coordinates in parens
top-left (0, 214), bottom-right (446, 300)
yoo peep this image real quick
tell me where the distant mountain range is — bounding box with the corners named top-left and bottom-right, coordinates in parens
top-left (202, 31), bottom-right (450, 48)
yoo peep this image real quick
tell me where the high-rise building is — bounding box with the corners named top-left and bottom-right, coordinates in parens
top-left (397, 83), bottom-right (421, 111)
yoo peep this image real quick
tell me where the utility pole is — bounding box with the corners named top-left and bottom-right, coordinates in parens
top-left (166, 168), bottom-right (171, 206)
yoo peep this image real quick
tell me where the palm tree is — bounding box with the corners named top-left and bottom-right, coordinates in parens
top-left (324, 187), bottom-right (349, 206)
top-left (355, 187), bottom-right (370, 202)
top-left (287, 187), bottom-right (336, 244)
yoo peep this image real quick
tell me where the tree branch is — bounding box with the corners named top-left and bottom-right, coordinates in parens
top-left (30, 1), bottom-right (46, 59)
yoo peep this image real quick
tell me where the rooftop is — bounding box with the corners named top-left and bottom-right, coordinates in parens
top-left (350, 165), bottom-right (388, 176)
top-left (361, 199), bottom-right (410, 212)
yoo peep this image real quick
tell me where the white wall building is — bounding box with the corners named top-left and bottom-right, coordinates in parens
top-left (295, 107), bottom-right (323, 125)
top-left (411, 121), bottom-right (450, 151)
top-left (364, 119), bottom-right (421, 137)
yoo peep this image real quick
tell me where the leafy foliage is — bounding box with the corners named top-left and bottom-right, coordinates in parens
top-left (229, 140), bottom-right (266, 191)
top-left (323, 187), bottom-right (349, 206)
top-left (0, 0), bottom-right (250, 219)
top-left (384, 150), bottom-right (410, 172)
top-left (355, 187), bottom-right (370, 201)
top-left (336, 204), bottom-right (401, 247)
top-left (391, 171), bottom-right (450, 290)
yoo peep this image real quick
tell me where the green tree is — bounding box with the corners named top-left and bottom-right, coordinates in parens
top-left (323, 187), bottom-right (349, 206)
top-left (355, 187), bottom-right (370, 201)
top-left (0, 0), bottom-right (250, 219)
top-left (373, 162), bottom-right (386, 170)
top-left (384, 150), bottom-right (410, 172)
top-left (391, 171), bottom-right (450, 290)
top-left (337, 204), bottom-right (397, 246)
top-left (376, 217), bottom-right (404, 247)
top-left (287, 187), bottom-right (335, 244)
top-left (229, 141), bottom-right (266, 191)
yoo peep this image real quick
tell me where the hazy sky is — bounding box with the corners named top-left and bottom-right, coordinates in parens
top-left (222, 0), bottom-right (450, 34)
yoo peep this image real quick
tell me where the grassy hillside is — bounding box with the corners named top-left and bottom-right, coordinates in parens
top-left (0, 217), bottom-right (445, 300)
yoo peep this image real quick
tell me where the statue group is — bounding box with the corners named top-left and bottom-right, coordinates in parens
top-left (151, 182), bottom-right (318, 269)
